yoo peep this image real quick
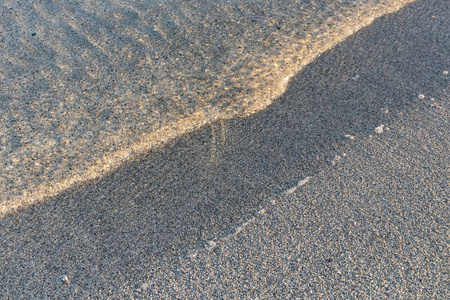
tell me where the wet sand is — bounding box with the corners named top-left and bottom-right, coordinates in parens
top-left (1, 0), bottom-right (449, 298)
top-left (0, 0), bottom-right (414, 215)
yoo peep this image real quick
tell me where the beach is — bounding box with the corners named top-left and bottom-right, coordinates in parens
top-left (1, 0), bottom-right (449, 298)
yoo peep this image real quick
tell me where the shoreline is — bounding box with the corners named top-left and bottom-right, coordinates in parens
top-left (1, 0), bottom-right (415, 217)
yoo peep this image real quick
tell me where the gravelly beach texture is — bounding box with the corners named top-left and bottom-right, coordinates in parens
top-left (1, 0), bottom-right (449, 298)
top-left (0, 0), bottom-right (415, 215)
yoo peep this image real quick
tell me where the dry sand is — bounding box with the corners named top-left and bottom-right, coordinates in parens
top-left (1, 0), bottom-right (449, 298)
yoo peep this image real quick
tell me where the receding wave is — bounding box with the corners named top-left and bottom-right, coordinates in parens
top-left (0, 0), bottom-right (415, 215)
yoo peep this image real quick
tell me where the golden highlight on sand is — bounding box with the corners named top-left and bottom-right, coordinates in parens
top-left (0, 0), bottom-right (416, 216)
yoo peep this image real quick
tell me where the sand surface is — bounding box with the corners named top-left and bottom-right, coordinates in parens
top-left (1, 0), bottom-right (449, 298)
top-left (0, 0), bottom-right (415, 215)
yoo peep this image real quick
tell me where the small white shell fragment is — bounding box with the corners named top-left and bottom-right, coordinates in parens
top-left (443, 70), bottom-right (449, 75)
top-left (418, 94), bottom-right (425, 99)
top-left (374, 124), bottom-right (384, 134)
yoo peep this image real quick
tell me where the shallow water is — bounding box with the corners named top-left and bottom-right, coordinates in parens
top-left (0, 0), bottom-right (414, 214)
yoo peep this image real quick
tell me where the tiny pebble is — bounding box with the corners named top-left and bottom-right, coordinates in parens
top-left (374, 125), bottom-right (384, 134)
top-left (207, 240), bottom-right (217, 249)
top-left (443, 70), bottom-right (449, 75)
top-left (61, 275), bottom-right (69, 284)
top-left (345, 134), bottom-right (355, 140)
top-left (418, 94), bottom-right (425, 99)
